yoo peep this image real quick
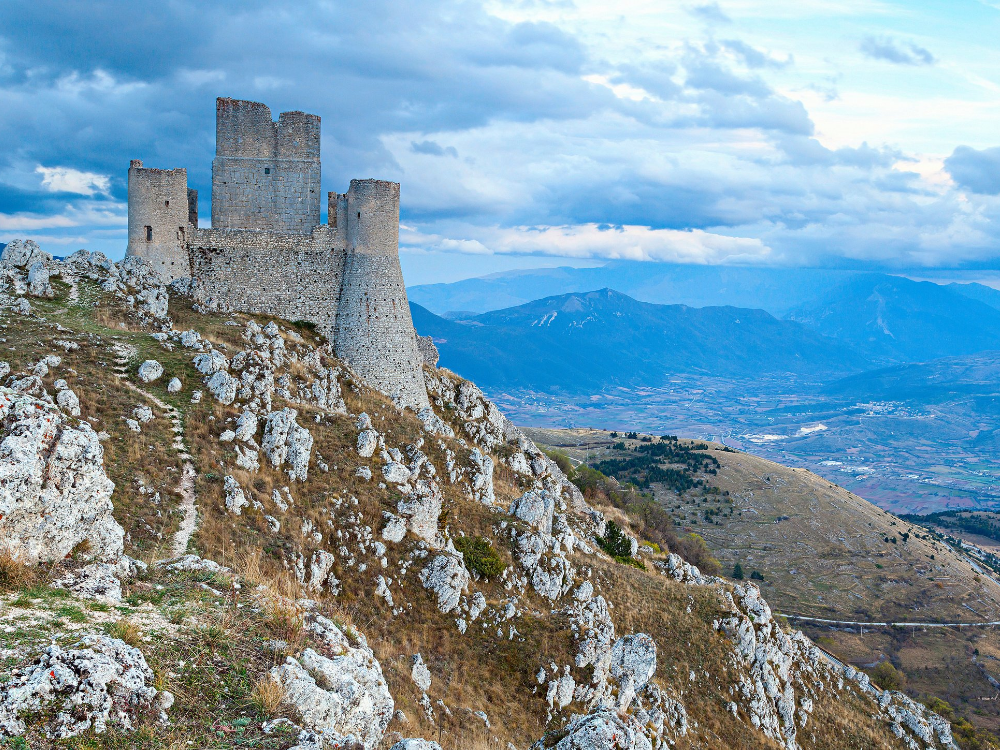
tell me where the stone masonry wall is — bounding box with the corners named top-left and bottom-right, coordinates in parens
top-left (188, 225), bottom-right (347, 331)
top-left (125, 161), bottom-right (192, 282)
top-left (212, 98), bottom-right (321, 233)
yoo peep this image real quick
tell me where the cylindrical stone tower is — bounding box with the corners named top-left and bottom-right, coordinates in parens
top-left (125, 160), bottom-right (192, 282)
top-left (334, 179), bottom-right (430, 411)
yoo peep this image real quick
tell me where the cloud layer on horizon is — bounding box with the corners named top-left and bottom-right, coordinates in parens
top-left (2, 0), bottom-right (1000, 270)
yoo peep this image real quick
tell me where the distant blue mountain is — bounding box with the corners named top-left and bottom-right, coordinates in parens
top-left (408, 262), bottom-right (861, 317)
top-left (788, 274), bottom-right (1000, 364)
top-left (412, 288), bottom-right (868, 392)
top-left (947, 281), bottom-right (1000, 311)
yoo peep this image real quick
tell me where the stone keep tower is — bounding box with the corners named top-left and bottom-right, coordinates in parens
top-left (125, 161), bottom-right (196, 280)
top-left (212, 98), bottom-right (321, 233)
top-left (335, 179), bottom-right (430, 410)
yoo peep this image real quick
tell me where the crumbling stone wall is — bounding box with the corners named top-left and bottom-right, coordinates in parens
top-left (211, 98), bottom-right (321, 233)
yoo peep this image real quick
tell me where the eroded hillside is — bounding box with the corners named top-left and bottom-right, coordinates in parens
top-left (0, 243), bottom-right (959, 749)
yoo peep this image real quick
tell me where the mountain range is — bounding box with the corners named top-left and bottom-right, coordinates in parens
top-left (414, 276), bottom-right (1000, 393)
top-left (412, 288), bottom-right (867, 392)
top-left (409, 260), bottom-right (1000, 319)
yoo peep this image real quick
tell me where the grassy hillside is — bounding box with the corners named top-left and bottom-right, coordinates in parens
top-left (0, 268), bottom-right (945, 749)
top-left (526, 426), bottom-right (1000, 742)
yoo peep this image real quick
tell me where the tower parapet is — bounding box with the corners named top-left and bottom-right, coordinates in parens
top-left (125, 160), bottom-right (192, 282)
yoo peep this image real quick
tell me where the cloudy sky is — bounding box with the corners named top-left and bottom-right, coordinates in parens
top-left (3, 0), bottom-right (1000, 283)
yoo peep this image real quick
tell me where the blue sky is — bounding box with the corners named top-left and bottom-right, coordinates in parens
top-left (3, 0), bottom-right (1000, 284)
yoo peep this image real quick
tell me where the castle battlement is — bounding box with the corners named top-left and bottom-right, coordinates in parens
top-left (125, 97), bottom-right (430, 411)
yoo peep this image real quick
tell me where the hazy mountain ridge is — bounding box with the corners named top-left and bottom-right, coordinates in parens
top-left (409, 262), bottom-right (864, 316)
top-left (788, 274), bottom-right (1000, 363)
top-left (413, 288), bottom-right (868, 392)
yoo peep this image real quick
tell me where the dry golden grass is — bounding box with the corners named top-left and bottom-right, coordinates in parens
top-left (106, 618), bottom-right (143, 647)
top-left (0, 551), bottom-right (37, 592)
top-left (249, 675), bottom-right (286, 716)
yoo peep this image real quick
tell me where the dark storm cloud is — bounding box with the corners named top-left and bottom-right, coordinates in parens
top-left (945, 146), bottom-right (1000, 195)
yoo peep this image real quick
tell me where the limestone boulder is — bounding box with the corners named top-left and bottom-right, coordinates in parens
top-left (56, 387), bottom-right (81, 417)
top-left (206, 370), bottom-right (238, 405)
top-left (0, 635), bottom-right (167, 738)
top-left (392, 741), bottom-right (442, 750)
top-left (610, 633), bottom-right (657, 710)
top-left (0, 388), bottom-right (122, 564)
top-left (531, 708), bottom-right (652, 750)
top-left (137, 360), bottom-right (163, 383)
top-left (223, 475), bottom-right (249, 515)
top-left (262, 408), bottom-right (313, 481)
top-left (270, 616), bottom-right (394, 750)
top-left (1, 239), bottom-right (51, 269)
top-left (397, 480), bottom-right (442, 544)
top-left (419, 554), bottom-right (470, 614)
top-left (510, 488), bottom-right (556, 536)
top-left (193, 349), bottom-right (229, 376)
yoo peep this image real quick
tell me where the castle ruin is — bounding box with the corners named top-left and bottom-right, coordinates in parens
top-left (126, 97), bottom-right (430, 411)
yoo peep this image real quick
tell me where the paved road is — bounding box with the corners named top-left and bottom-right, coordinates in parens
top-left (779, 613), bottom-right (1000, 629)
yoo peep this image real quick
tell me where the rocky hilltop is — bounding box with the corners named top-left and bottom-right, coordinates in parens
top-left (0, 239), bottom-right (958, 749)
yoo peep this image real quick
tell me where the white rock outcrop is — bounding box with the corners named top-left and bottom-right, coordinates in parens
top-left (223, 475), bottom-right (249, 515)
top-left (531, 708), bottom-right (653, 750)
top-left (0, 388), bottom-right (123, 564)
top-left (0, 635), bottom-right (168, 738)
top-left (270, 615), bottom-right (394, 750)
top-left (262, 408), bottom-right (314, 481)
top-left (419, 554), bottom-right (470, 614)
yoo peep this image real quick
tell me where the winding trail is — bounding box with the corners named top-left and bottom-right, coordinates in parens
top-left (111, 342), bottom-right (198, 558)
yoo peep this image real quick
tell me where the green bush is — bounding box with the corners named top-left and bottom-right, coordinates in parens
top-left (454, 536), bottom-right (506, 579)
top-left (869, 661), bottom-right (906, 691)
top-left (596, 520), bottom-right (633, 558)
top-left (732, 562), bottom-right (744, 580)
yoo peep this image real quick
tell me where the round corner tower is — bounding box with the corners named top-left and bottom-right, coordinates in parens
top-left (125, 160), bottom-right (193, 282)
top-left (334, 179), bottom-right (430, 412)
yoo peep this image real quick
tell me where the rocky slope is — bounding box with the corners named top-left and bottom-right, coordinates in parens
top-left (0, 239), bottom-right (959, 749)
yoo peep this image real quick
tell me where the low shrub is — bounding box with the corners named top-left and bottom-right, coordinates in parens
top-left (454, 535), bottom-right (506, 578)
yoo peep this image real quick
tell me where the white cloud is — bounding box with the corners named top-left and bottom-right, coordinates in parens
top-left (405, 223), bottom-right (773, 264)
top-left (35, 165), bottom-right (111, 196)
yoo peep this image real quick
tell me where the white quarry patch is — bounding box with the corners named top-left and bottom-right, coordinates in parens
top-left (262, 408), bottom-right (314, 481)
top-left (136, 359), bottom-right (163, 383)
top-left (269, 615), bottom-right (394, 750)
top-left (419, 554), bottom-right (470, 614)
top-left (0, 635), bottom-right (170, 738)
top-left (0, 387), bottom-right (123, 564)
